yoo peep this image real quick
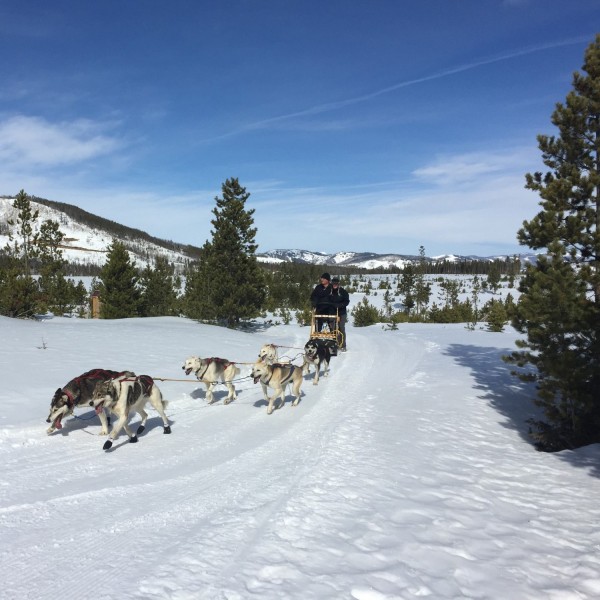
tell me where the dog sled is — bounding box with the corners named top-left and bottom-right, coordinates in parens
top-left (309, 308), bottom-right (342, 356)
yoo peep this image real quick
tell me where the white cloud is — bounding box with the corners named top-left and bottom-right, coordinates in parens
top-left (0, 115), bottom-right (121, 167)
top-left (412, 149), bottom-right (538, 186)
top-left (244, 164), bottom-right (541, 255)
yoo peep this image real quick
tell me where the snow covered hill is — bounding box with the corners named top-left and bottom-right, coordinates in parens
top-left (0, 196), bottom-right (199, 272)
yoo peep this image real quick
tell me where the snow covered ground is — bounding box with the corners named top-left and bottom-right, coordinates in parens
top-left (1, 310), bottom-right (600, 599)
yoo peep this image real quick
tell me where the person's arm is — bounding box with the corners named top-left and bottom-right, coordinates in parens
top-left (310, 286), bottom-right (319, 307)
top-left (341, 288), bottom-right (350, 307)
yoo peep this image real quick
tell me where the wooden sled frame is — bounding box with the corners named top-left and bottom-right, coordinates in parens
top-left (310, 309), bottom-right (342, 355)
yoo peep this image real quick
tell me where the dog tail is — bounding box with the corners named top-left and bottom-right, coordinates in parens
top-left (228, 363), bottom-right (241, 377)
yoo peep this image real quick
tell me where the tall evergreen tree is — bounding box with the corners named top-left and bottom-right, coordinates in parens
top-left (0, 190), bottom-right (40, 316)
top-left (98, 241), bottom-right (141, 319)
top-left (184, 178), bottom-right (265, 327)
top-left (398, 263), bottom-right (416, 314)
top-left (486, 262), bottom-right (502, 294)
top-left (7, 189), bottom-right (39, 278)
top-left (37, 219), bottom-right (69, 313)
top-left (139, 255), bottom-right (180, 317)
top-left (505, 35), bottom-right (600, 451)
top-left (414, 245), bottom-right (431, 315)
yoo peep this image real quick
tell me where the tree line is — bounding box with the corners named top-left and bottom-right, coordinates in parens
top-left (0, 185), bottom-right (518, 323)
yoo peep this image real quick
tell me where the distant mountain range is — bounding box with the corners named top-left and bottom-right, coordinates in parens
top-left (256, 249), bottom-right (536, 269)
top-left (0, 195), bottom-right (536, 271)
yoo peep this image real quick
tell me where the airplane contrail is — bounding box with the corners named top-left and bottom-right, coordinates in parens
top-left (201, 35), bottom-right (591, 142)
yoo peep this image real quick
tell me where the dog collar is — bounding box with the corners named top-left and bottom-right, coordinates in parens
top-left (63, 388), bottom-right (75, 409)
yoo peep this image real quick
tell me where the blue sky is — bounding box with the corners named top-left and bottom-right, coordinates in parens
top-left (1, 1), bottom-right (598, 257)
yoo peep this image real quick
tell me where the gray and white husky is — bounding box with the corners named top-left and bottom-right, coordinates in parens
top-left (46, 369), bottom-right (134, 435)
top-left (91, 374), bottom-right (171, 451)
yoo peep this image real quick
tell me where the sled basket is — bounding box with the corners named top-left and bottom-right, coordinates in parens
top-left (310, 310), bottom-right (341, 355)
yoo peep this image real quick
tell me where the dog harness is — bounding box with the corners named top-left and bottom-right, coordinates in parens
top-left (264, 365), bottom-right (295, 386)
top-left (61, 369), bottom-right (133, 409)
top-left (125, 375), bottom-right (154, 405)
top-left (196, 358), bottom-right (232, 381)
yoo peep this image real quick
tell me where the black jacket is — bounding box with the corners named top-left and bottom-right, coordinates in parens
top-left (330, 286), bottom-right (350, 316)
top-left (310, 283), bottom-right (350, 316)
top-left (310, 283), bottom-right (333, 313)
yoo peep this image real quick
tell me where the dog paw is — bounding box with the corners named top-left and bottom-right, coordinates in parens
top-left (129, 435), bottom-right (138, 444)
top-left (103, 440), bottom-right (113, 451)
top-left (136, 425), bottom-right (145, 435)
top-left (163, 425), bottom-right (172, 434)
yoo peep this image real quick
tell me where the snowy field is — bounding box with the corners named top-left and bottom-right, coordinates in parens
top-left (2, 307), bottom-right (600, 599)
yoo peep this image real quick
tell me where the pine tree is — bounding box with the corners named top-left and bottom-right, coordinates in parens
top-left (486, 262), bottom-right (502, 294)
top-left (470, 274), bottom-right (482, 325)
top-left (0, 267), bottom-right (39, 318)
top-left (37, 219), bottom-right (69, 313)
top-left (414, 245), bottom-right (431, 315)
top-left (398, 263), bottom-right (416, 314)
top-left (0, 190), bottom-right (40, 316)
top-left (139, 255), bottom-right (180, 317)
top-left (98, 241), bottom-right (141, 319)
top-left (184, 178), bottom-right (265, 327)
top-left (505, 35), bottom-right (600, 451)
top-left (351, 297), bottom-right (383, 327)
top-left (7, 189), bottom-right (39, 277)
top-left (486, 299), bottom-right (507, 332)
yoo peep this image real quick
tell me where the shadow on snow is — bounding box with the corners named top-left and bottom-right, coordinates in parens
top-left (443, 343), bottom-right (600, 478)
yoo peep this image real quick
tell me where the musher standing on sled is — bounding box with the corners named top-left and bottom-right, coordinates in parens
top-left (330, 277), bottom-right (350, 351)
top-left (310, 272), bottom-right (334, 332)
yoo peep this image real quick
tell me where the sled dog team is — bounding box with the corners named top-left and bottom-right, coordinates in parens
top-left (46, 339), bottom-right (335, 451)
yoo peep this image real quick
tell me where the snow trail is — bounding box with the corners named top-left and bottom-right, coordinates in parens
top-left (2, 317), bottom-right (600, 599)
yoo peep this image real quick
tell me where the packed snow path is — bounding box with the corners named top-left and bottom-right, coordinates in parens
top-left (1, 317), bottom-right (600, 599)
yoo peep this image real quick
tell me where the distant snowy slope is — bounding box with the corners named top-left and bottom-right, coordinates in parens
top-left (0, 196), bottom-right (199, 272)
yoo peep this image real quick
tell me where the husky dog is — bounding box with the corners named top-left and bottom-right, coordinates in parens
top-left (258, 343), bottom-right (292, 365)
top-left (303, 338), bottom-right (332, 385)
top-left (46, 369), bottom-right (135, 435)
top-left (250, 360), bottom-right (303, 415)
top-left (258, 343), bottom-right (278, 364)
top-left (92, 374), bottom-right (171, 451)
top-left (182, 356), bottom-right (240, 404)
